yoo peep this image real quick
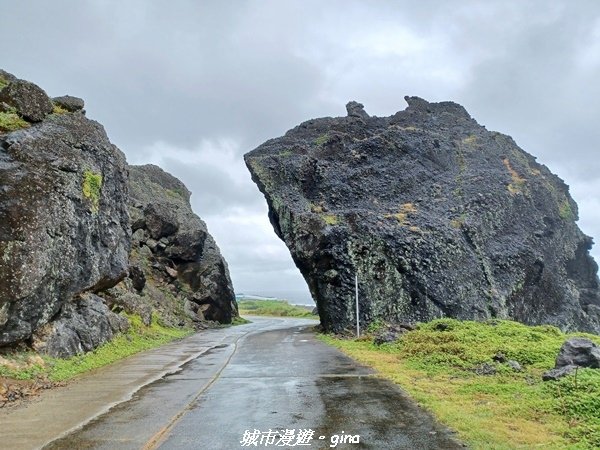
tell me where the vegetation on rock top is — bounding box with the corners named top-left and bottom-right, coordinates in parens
top-left (0, 108), bottom-right (30, 132)
top-left (320, 318), bottom-right (600, 449)
top-left (238, 298), bottom-right (318, 319)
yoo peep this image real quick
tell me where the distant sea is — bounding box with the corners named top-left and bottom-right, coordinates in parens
top-left (236, 289), bottom-right (315, 306)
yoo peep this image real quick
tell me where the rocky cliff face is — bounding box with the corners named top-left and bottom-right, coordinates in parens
top-left (0, 70), bottom-right (130, 348)
top-left (0, 70), bottom-right (237, 357)
top-left (245, 98), bottom-right (600, 333)
top-left (104, 164), bottom-right (238, 327)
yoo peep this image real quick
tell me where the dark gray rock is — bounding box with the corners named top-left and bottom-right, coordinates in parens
top-left (0, 78), bottom-right (53, 122)
top-left (474, 362), bottom-right (497, 376)
top-left (542, 364), bottom-right (578, 381)
top-left (0, 101), bottom-right (130, 346)
top-left (116, 164), bottom-right (238, 325)
top-left (507, 360), bottom-right (523, 372)
top-left (492, 352), bottom-right (508, 363)
top-left (346, 101), bottom-right (369, 119)
top-left (129, 265), bottom-right (146, 291)
top-left (53, 95), bottom-right (85, 112)
top-left (32, 294), bottom-right (129, 358)
top-left (555, 337), bottom-right (600, 368)
top-left (245, 97), bottom-right (600, 334)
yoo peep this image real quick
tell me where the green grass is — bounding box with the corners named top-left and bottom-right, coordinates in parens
top-left (0, 109), bottom-right (30, 132)
top-left (238, 299), bottom-right (318, 319)
top-left (559, 199), bottom-right (575, 221)
top-left (52, 104), bottom-right (69, 115)
top-left (0, 314), bottom-right (192, 382)
top-left (314, 134), bottom-right (329, 146)
top-left (231, 316), bottom-right (251, 325)
top-left (319, 318), bottom-right (600, 449)
top-left (82, 170), bottom-right (102, 213)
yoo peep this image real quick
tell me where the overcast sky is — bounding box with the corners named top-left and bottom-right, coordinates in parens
top-left (3, 1), bottom-right (600, 304)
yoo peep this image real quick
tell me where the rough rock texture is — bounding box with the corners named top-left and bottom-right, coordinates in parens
top-left (31, 294), bottom-right (129, 358)
top-left (52, 95), bottom-right (85, 113)
top-left (103, 164), bottom-right (237, 326)
top-left (0, 70), bottom-right (130, 347)
top-left (555, 337), bottom-right (600, 368)
top-left (245, 98), bottom-right (600, 333)
top-left (543, 337), bottom-right (600, 381)
top-left (0, 79), bottom-right (53, 122)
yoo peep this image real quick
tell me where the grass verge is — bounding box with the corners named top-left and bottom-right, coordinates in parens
top-left (0, 314), bottom-right (192, 383)
top-left (319, 318), bottom-right (600, 449)
top-left (238, 298), bottom-right (318, 319)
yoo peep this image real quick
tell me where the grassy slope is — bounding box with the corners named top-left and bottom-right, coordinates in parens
top-left (238, 298), bottom-right (318, 319)
top-left (319, 319), bottom-right (600, 449)
top-left (0, 314), bottom-right (192, 382)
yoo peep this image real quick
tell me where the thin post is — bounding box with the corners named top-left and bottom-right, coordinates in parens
top-left (355, 273), bottom-right (360, 338)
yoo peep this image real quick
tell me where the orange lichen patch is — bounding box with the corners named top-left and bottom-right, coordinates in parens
top-left (385, 203), bottom-right (418, 225)
top-left (502, 158), bottom-right (526, 194)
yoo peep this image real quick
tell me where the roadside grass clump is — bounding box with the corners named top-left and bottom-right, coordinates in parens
top-left (231, 316), bottom-right (251, 326)
top-left (0, 314), bottom-right (192, 383)
top-left (319, 318), bottom-right (600, 449)
top-left (0, 108), bottom-right (30, 133)
top-left (238, 299), bottom-right (318, 319)
top-left (82, 170), bottom-right (103, 213)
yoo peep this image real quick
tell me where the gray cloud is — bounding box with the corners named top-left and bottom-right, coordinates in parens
top-left (3, 0), bottom-right (600, 302)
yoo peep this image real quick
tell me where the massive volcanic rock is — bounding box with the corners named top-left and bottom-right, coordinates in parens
top-left (0, 70), bottom-right (238, 357)
top-left (0, 71), bottom-right (130, 346)
top-left (245, 98), bottom-right (600, 333)
top-left (105, 164), bottom-right (238, 326)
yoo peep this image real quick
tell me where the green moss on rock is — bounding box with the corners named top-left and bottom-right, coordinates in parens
top-left (82, 170), bottom-right (103, 212)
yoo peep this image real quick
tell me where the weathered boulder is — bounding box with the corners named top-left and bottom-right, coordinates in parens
top-left (104, 164), bottom-right (238, 326)
top-left (542, 337), bottom-right (600, 380)
top-left (556, 337), bottom-right (600, 368)
top-left (542, 364), bottom-right (578, 381)
top-left (52, 95), bottom-right (85, 113)
top-left (0, 71), bottom-right (130, 346)
top-left (245, 97), bottom-right (600, 333)
top-left (31, 294), bottom-right (129, 358)
top-left (0, 78), bottom-right (53, 122)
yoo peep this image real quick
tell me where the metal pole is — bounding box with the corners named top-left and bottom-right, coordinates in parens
top-left (355, 273), bottom-right (360, 338)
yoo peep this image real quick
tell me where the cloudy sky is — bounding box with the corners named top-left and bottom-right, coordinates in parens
top-left (4, 1), bottom-right (600, 304)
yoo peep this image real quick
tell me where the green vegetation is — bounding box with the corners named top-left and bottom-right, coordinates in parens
top-left (0, 108), bottom-right (30, 133)
top-left (0, 314), bottom-right (192, 382)
top-left (314, 134), bottom-right (329, 146)
top-left (559, 199), bottom-right (575, 221)
top-left (231, 316), bottom-right (251, 325)
top-left (238, 298), bottom-right (318, 319)
top-left (384, 203), bottom-right (417, 225)
top-left (0, 76), bottom-right (8, 90)
top-left (166, 188), bottom-right (187, 200)
top-left (319, 318), bottom-right (600, 449)
top-left (322, 214), bottom-right (339, 225)
top-left (52, 104), bottom-right (69, 115)
top-left (82, 170), bottom-right (103, 213)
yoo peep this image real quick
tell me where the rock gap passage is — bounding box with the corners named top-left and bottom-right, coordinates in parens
top-left (245, 98), bottom-right (600, 334)
top-left (0, 69), bottom-right (238, 358)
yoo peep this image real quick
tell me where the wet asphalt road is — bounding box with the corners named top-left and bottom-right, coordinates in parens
top-left (44, 317), bottom-right (463, 450)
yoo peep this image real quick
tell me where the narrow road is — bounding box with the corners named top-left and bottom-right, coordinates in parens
top-left (42, 317), bottom-right (463, 450)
